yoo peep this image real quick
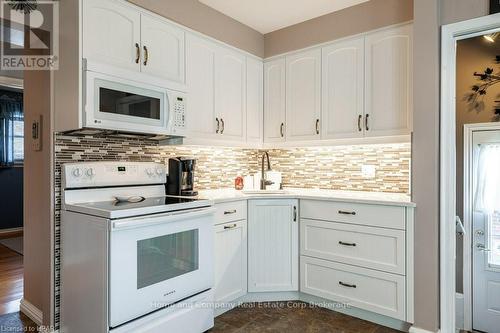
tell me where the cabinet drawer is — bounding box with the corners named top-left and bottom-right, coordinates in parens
top-left (215, 201), bottom-right (247, 225)
top-left (301, 219), bottom-right (405, 274)
top-left (300, 256), bottom-right (405, 320)
top-left (300, 200), bottom-right (405, 230)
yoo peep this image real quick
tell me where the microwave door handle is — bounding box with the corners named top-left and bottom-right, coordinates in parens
top-left (112, 207), bottom-right (216, 230)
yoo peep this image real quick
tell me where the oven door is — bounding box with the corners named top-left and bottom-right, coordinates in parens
top-left (85, 70), bottom-right (170, 135)
top-left (108, 207), bottom-right (215, 328)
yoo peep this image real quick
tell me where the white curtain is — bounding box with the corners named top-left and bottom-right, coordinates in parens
top-left (474, 144), bottom-right (500, 214)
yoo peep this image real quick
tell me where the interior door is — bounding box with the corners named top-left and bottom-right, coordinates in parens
top-left (472, 130), bottom-right (500, 333)
top-left (140, 14), bottom-right (185, 83)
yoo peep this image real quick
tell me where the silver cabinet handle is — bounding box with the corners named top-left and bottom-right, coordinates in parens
top-left (339, 281), bottom-right (357, 288)
top-left (338, 210), bottom-right (356, 216)
top-left (293, 206), bottom-right (297, 222)
top-left (215, 118), bottom-right (220, 133)
top-left (280, 123), bottom-right (284, 137)
top-left (220, 118), bottom-right (225, 134)
top-left (224, 210), bottom-right (237, 215)
top-left (143, 45), bottom-right (149, 66)
top-left (135, 43), bottom-right (140, 64)
top-left (224, 223), bottom-right (238, 230)
top-left (358, 115), bottom-right (362, 132)
top-left (316, 119), bottom-right (320, 135)
top-left (339, 241), bottom-right (356, 247)
top-left (365, 114), bottom-right (370, 131)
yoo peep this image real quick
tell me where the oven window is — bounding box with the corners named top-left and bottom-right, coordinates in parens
top-left (137, 229), bottom-right (199, 289)
top-left (99, 87), bottom-right (161, 120)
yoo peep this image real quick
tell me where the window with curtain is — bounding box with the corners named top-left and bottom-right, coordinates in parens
top-left (0, 89), bottom-right (24, 167)
top-left (474, 143), bottom-right (500, 267)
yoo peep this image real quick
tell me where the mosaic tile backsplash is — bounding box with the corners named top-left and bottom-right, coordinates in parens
top-left (52, 134), bottom-right (410, 328)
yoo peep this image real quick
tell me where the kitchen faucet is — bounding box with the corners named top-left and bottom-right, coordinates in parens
top-left (260, 151), bottom-right (274, 190)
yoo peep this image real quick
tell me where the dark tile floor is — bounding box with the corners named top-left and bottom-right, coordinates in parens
top-left (208, 301), bottom-right (402, 333)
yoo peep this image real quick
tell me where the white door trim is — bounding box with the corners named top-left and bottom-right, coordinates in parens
top-left (441, 13), bottom-right (500, 333)
top-left (463, 123), bottom-right (500, 331)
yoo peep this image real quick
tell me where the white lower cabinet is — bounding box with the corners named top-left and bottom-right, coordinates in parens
top-left (300, 256), bottom-right (406, 320)
top-left (214, 220), bottom-right (248, 304)
top-left (248, 199), bottom-right (299, 292)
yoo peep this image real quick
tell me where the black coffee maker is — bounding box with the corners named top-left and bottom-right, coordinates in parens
top-left (166, 157), bottom-right (198, 196)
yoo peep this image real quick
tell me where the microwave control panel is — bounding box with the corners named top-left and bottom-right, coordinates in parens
top-left (173, 96), bottom-right (186, 129)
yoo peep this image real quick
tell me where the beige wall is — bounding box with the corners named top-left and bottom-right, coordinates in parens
top-left (128, 0), bottom-right (264, 57)
top-left (23, 70), bottom-right (53, 326)
top-left (455, 37), bottom-right (500, 293)
top-left (263, 0), bottom-right (413, 58)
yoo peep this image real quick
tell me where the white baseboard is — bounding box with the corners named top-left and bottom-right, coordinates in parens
top-left (409, 327), bottom-right (440, 333)
top-left (20, 298), bottom-right (43, 326)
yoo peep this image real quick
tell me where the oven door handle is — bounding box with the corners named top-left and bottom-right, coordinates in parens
top-left (111, 207), bottom-right (216, 231)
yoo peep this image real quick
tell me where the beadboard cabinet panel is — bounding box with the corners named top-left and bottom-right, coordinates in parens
top-left (248, 199), bottom-right (299, 292)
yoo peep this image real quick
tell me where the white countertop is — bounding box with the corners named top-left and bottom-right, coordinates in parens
top-left (197, 188), bottom-right (415, 207)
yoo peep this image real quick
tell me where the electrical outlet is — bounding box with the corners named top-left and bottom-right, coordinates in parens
top-left (361, 165), bottom-right (376, 179)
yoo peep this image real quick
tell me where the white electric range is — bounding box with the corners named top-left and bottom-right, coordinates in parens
top-left (60, 162), bottom-right (215, 333)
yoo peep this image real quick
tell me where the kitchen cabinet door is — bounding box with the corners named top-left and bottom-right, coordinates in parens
top-left (140, 14), bottom-right (185, 83)
top-left (264, 58), bottom-right (286, 143)
top-left (216, 47), bottom-right (247, 141)
top-left (83, 0), bottom-right (141, 71)
top-left (214, 220), bottom-right (248, 304)
top-left (248, 199), bottom-right (299, 292)
top-left (246, 57), bottom-right (264, 144)
top-left (365, 24), bottom-right (413, 137)
top-left (285, 49), bottom-right (321, 141)
top-left (322, 38), bottom-right (365, 139)
top-left (185, 34), bottom-right (218, 138)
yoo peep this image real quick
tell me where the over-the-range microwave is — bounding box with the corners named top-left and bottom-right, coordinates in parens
top-left (84, 68), bottom-right (187, 136)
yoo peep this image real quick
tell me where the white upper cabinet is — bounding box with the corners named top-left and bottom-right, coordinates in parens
top-left (140, 14), bottom-right (185, 83)
top-left (216, 47), bottom-right (247, 141)
top-left (246, 58), bottom-right (264, 144)
top-left (83, 0), bottom-right (141, 71)
top-left (185, 33), bottom-right (218, 138)
top-left (285, 49), bottom-right (321, 141)
top-left (365, 24), bottom-right (413, 137)
top-left (322, 37), bottom-right (365, 140)
top-left (264, 58), bottom-right (286, 143)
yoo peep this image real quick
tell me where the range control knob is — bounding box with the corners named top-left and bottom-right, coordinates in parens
top-left (86, 168), bottom-right (95, 177)
top-left (146, 168), bottom-right (154, 176)
top-left (72, 168), bottom-right (82, 177)
top-left (155, 167), bottom-right (164, 175)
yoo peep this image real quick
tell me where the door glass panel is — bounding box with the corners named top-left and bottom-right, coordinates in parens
top-left (99, 87), bottom-right (161, 120)
top-left (489, 212), bottom-right (500, 268)
top-left (137, 229), bottom-right (199, 289)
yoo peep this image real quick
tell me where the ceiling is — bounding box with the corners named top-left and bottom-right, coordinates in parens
top-left (198, 0), bottom-right (370, 34)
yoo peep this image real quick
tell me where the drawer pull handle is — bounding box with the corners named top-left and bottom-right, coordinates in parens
top-left (339, 281), bottom-right (357, 288)
top-left (224, 224), bottom-right (238, 230)
top-left (338, 210), bottom-right (356, 215)
top-left (293, 206), bottom-right (297, 222)
top-left (339, 241), bottom-right (356, 247)
top-left (224, 210), bottom-right (237, 215)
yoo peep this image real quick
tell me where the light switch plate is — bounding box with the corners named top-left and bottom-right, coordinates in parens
top-left (361, 165), bottom-right (376, 179)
